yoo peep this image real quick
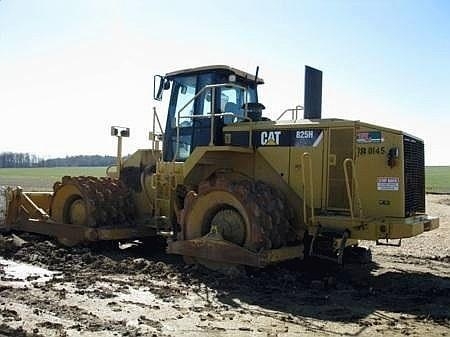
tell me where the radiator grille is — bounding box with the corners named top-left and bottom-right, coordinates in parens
top-left (403, 136), bottom-right (425, 216)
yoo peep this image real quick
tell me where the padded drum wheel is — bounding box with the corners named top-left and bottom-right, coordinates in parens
top-left (179, 175), bottom-right (298, 269)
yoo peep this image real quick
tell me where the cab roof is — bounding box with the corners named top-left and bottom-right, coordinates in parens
top-left (165, 65), bottom-right (264, 84)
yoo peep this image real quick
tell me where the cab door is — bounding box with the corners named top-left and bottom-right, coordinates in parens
top-left (163, 75), bottom-right (197, 161)
top-left (191, 74), bottom-right (221, 148)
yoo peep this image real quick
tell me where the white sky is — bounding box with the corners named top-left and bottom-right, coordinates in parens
top-left (1, 1), bottom-right (449, 165)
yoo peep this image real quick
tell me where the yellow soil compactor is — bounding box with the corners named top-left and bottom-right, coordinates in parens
top-left (2, 65), bottom-right (439, 268)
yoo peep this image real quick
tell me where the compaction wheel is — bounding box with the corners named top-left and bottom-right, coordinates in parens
top-left (50, 176), bottom-right (135, 228)
top-left (179, 175), bottom-right (298, 269)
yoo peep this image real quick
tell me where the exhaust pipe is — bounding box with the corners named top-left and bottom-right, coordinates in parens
top-left (303, 66), bottom-right (322, 119)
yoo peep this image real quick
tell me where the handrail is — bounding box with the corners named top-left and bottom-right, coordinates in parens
top-left (151, 107), bottom-right (178, 194)
top-left (170, 172), bottom-right (177, 190)
top-left (180, 113), bottom-right (254, 150)
top-left (150, 171), bottom-right (157, 189)
top-left (343, 158), bottom-right (363, 219)
top-left (106, 164), bottom-right (119, 178)
top-left (277, 105), bottom-right (304, 121)
top-left (149, 106), bottom-right (166, 216)
top-left (173, 82), bottom-right (252, 161)
top-left (151, 106), bottom-right (164, 153)
top-left (301, 152), bottom-right (315, 225)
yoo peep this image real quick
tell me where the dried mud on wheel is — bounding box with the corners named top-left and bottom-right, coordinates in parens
top-left (0, 195), bottom-right (449, 336)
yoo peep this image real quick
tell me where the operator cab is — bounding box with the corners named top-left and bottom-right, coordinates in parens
top-left (154, 65), bottom-right (264, 161)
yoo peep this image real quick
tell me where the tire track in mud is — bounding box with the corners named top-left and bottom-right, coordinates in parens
top-left (1, 238), bottom-right (449, 336)
top-left (0, 195), bottom-right (450, 336)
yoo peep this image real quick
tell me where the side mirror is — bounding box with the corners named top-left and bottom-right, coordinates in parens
top-left (153, 75), bottom-right (170, 101)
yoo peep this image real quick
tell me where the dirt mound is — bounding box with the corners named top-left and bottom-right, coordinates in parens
top-left (0, 323), bottom-right (43, 337)
top-left (0, 236), bottom-right (16, 257)
top-left (438, 198), bottom-right (450, 206)
top-left (1, 234), bottom-right (182, 283)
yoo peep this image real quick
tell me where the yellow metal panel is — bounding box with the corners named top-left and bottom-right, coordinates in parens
top-left (327, 128), bottom-right (354, 210)
top-left (25, 192), bottom-right (52, 213)
top-left (289, 137), bottom-right (325, 210)
top-left (223, 118), bottom-right (404, 134)
top-left (183, 146), bottom-right (254, 180)
top-left (123, 149), bottom-right (160, 168)
top-left (355, 128), bottom-right (404, 218)
top-left (257, 147), bottom-right (290, 184)
top-left (312, 214), bottom-right (439, 240)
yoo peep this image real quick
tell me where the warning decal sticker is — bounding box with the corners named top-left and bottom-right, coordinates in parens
top-left (357, 131), bottom-right (383, 144)
top-left (377, 177), bottom-right (400, 191)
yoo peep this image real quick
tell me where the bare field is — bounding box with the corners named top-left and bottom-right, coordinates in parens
top-left (0, 195), bottom-right (449, 337)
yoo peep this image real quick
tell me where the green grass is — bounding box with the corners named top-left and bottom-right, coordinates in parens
top-left (426, 166), bottom-right (450, 194)
top-left (0, 167), bottom-right (107, 191)
top-left (1, 166), bottom-right (449, 193)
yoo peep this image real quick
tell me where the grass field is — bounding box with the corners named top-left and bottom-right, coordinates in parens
top-left (0, 167), bottom-right (107, 191)
top-left (0, 166), bottom-right (449, 193)
top-left (426, 166), bottom-right (450, 194)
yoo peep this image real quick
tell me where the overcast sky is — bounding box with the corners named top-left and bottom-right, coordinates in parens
top-left (1, 1), bottom-right (449, 165)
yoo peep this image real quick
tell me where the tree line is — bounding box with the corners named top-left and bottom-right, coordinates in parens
top-left (0, 152), bottom-right (116, 168)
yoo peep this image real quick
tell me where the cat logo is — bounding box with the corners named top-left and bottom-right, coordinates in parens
top-left (260, 131), bottom-right (281, 146)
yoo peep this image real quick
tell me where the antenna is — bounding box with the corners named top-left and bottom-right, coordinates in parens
top-left (254, 66), bottom-right (260, 85)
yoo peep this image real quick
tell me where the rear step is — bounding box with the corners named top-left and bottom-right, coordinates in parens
top-left (309, 225), bottom-right (349, 264)
top-left (376, 238), bottom-right (402, 247)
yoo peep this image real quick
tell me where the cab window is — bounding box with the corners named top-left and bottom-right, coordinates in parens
top-left (220, 85), bottom-right (257, 124)
top-left (172, 76), bottom-right (196, 128)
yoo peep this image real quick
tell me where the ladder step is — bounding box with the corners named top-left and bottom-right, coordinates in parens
top-left (309, 226), bottom-right (349, 264)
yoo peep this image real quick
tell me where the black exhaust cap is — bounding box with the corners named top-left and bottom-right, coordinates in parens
top-left (303, 66), bottom-right (322, 119)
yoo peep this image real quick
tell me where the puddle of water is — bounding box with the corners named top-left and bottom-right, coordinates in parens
top-left (0, 257), bottom-right (60, 287)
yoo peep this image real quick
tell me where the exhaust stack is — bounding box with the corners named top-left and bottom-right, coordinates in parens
top-left (303, 66), bottom-right (322, 119)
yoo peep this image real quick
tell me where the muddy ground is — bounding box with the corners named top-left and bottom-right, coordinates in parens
top-left (0, 194), bottom-right (449, 337)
